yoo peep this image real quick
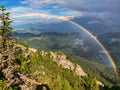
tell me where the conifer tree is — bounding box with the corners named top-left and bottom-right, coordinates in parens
top-left (0, 5), bottom-right (13, 51)
top-left (0, 5), bottom-right (19, 88)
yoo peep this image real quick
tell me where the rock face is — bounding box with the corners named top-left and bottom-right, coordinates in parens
top-left (40, 51), bottom-right (87, 76)
top-left (32, 49), bottom-right (87, 76)
top-left (75, 65), bottom-right (87, 76)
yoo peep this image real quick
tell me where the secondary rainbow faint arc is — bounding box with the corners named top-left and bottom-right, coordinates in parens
top-left (13, 14), bottom-right (118, 74)
top-left (59, 16), bottom-right (118, 74)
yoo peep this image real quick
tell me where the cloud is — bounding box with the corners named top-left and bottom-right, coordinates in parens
top-left (87, 20), bottom-right (99, 25)
top-left (8, 7), bottom-right (65, 24)
top-left (7, 4), bottom-right (85, 25)
top-left (20, 0), bottom-right (109, 11)
top-left (5, 0), bottom-right (120, 27)
top-left (9, 6), bottom-right (50, 17)
top-left (20, 0), bottom-right (111, 18)
top-left (21, 0), bottom-right (88, 12)
top-left (21, 0), bottom-right (64, 7)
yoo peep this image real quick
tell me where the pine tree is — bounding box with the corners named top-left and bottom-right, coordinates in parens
top-left (0, 5), bottom-right (18, 88)
top-left (0, 5), bottom-right (13, 52)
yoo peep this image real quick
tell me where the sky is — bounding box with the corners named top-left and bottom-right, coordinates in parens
top-left (0, 0), bottom-right (120, 31)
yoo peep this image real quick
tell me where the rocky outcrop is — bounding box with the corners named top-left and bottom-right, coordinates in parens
top-left (97, 80), bottom-right (104, 87)
top-left (40, 51), bottom-right (87, 76)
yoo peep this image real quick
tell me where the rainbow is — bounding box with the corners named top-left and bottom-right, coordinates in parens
top-left (13, 14), bottom-right (118, 75)
top-left (59, 16), bottom-right (118, 74)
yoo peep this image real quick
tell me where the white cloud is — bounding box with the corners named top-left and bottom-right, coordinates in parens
top-left (8, 7), bottom-right (50, 18)
top-left (20, 0), bottom-right (107, 17)
top-left (7, 4), bottom-right (86, 25)
top-left (20, 0), bottom-right (88, 13)
top-left (20, 0), bottom-right (102, 11)
top-left (87, 20), bottom-right (99, 25)
top-left (8, 6), bottom-right (64, 24)
top-left (65, 10), bottom-right (83, 17)
top-left (8, 0), bottom-right (113, 25)
top-left (8, 7), bottom-right (101, 25)
top-left (21, 0), bottom-right (65, 7)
